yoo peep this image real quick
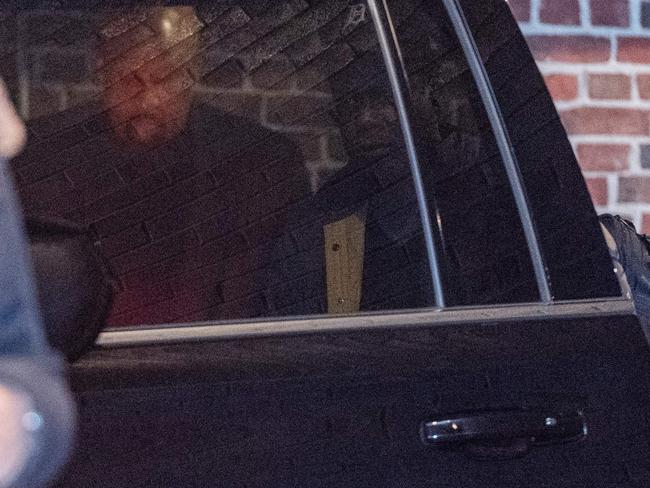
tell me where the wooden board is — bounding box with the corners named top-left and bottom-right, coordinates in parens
top-left (324, 213), bottom-right (366, 314)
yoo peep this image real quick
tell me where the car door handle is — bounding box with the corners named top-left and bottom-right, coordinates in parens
top-left (421, 409), bottom-right (587, 459)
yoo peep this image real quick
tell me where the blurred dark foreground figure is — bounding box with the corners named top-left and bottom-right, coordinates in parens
top-left (26, 217), bottom-right (116, 361)
top-left (600, 214), bottom-right (650, 342)
top-left (0, 80), bottom-right (76, 488)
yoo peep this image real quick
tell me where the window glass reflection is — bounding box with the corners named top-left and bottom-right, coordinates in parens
top-left (387, 0), bottom-right (540, 305)
top-left (2, 2), bottom-right (435, 327)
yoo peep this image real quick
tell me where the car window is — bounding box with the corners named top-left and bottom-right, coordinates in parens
top-left (458, 0), bottom-right (621, 300)
top-left (1, 1), bottom-right (445, 327)
top-left (386, 0), bottom-right (541, 305)
top-left (0, 0), bottom-right (603, 329)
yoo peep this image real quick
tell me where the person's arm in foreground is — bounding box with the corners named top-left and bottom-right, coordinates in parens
top-left (0, 80), bottom-right (74, 488)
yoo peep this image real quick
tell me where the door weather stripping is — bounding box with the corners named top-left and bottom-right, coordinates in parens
top-left (366, 0), bottom-right (446, 309)
top-left (441, 0), bottom-right (553, 304)
top-left (96, 298), bottom-right (633, 348)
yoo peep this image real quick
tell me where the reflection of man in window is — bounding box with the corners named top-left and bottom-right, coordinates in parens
top-left (13, 7), bottom-right (309, 326)
top-left (263, 81), bottom-right (437, 316)
top-left (98, 7), bottom-right (198, 148)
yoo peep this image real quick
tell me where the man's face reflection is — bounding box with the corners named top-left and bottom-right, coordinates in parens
top-left (98, 7), bottom-right (200, 147)
top-left (336, 87), bottom-right (400, 161)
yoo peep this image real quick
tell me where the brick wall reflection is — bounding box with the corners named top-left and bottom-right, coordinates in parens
top-left (3, 3), bottom-right (353, 193)
top-left (0, 2), bottom-right (385, 325)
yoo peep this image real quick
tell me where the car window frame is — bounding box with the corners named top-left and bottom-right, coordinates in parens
top-left (32, 0), bottom-right (622, 347)
top-left (90, 0), bottom-right (633, 348)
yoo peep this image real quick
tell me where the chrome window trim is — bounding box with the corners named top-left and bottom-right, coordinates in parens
top-left (97, 298), bottom-right (634, 348)
top-left (440, 0), bottom-right (553, 303)
top-left (367, 0), bottom-right (446, 308)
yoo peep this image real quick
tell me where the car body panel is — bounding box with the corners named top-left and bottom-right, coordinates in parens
top-left (56, 311), bottom-right (650, 487)
top-left (1, 1), bottom-right (648, 487)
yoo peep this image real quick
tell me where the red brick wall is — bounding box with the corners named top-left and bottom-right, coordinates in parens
top-left (509, 0), bottom-right (650, 232)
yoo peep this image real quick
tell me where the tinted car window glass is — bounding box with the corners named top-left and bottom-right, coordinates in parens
top-left (2, 1), bottom-right (437, 327)
top-left (458, 0), bottom-right (621, 300)
top-left (386, 0), bottom-right (540, 306)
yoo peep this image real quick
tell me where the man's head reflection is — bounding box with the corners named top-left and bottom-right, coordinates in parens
top-left (333, 85), bottom-right (400, 162)
top-left (97, 7), bottom-right (201, 148)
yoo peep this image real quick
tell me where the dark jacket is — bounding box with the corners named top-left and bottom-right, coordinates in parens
top-left (14, 102), bottom-right (309, 327)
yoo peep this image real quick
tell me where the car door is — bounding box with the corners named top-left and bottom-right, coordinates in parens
top-left (3, 0), bottom-right (650, 486)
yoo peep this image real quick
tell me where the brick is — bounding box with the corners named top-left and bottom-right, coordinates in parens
top-left (203, 58), bottom-right (246, 88)
top-left (128, 170), bottom-right (171, 196)
top-left (544, 74), bottom-right (578, 101)
top-left (98, 24), bottom-right (154, 68)
top-left (576, 144), bottom-right (630, 171)
top-left (100, 223), bottom-right (151, 258)
top-left (18, 172), bottom-right (71, 205)
top-left (249, 55), bottom-right (295, 89)
top-left (75, 170), bottom-right (124, 206)
top-left (527, 36), bottom-right (610, 63)
top-left (267, 93), bottom-right (335, 129)
top-left (291, 43), bottom-right (356, 91)
top-left (110, 228), bottom-right (200, 274)
top-left (34, 169), bottom-right (122, 216)
top-left (237, 0), bottom-right (348, 73)
top-left (585, 177), bottom-right (608, 206)
top-left (507, 0), bottom-right (531, 22)
top-left (588, 73), bottom-right (631, 100)
top-left (591, 0), bottom-right (629, 26)
top-left (540, 0), bottom-right (580, 25)
top-left (637, 74), bottom-right (650, 99)
top-left (99, 12), bottom-right (203, 86)
top-left (345, 20), bottom-right (379, 55)
top-left (99, 10), bottom-right (148, 39)
top-left (560, 108), bottom-right (650, 136)
top-left (266, 95), bottom-right (332, 128)
top-left (202, 93), bottom-right (262, 121)
top-left (285, 32), bottom-right (330, 67)
top-left (98, 40), bottom-right (166, 86)
top-left (247, 1), bottom-right (310, 37)
top-left (266, 273), bottom-right (321, 310)
top-left (65, 187), bottom-right (137, 225)
top-left (211, 293), bottom-right (268, 320)
top-left (102, 171), bottom-right (216, 236)
top-left (196, 4), bottom-right (232, 24)
top-left (618, 37), bottom-right (650, 63)
top-left (146, 190), bottom-right (231, 242)
top-left (190, 7), bottom-right (251, 62)
top-left (619, 177), bottom-right (650, 203)
top-left (189, 3), bottom-right (300, 81)
top-left (135, 37), bottom-right (201, 84)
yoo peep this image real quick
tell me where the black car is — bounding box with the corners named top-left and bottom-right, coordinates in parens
top-left (3, 0), bottom-right (650, 486)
